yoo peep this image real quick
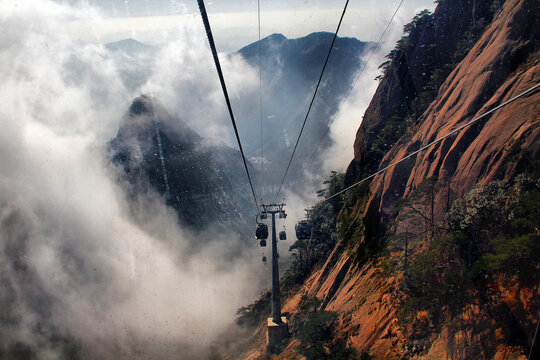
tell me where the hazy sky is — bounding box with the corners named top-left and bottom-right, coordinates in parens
top-left (59, 0), bottom-right (436, 51)
top-left (65, 0), bottom-right (433, 15)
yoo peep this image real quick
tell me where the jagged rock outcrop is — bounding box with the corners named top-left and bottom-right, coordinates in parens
top-left (109, 95), bottom-right (254, 237)
top-left (335, 0), bottom-right (538, 356)
top-left (346, 0), bottom-right (502, 180)
top-left (362, 0), bottom-right (539, 223)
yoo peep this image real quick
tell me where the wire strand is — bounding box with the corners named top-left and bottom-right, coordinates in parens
top-left (258, 0), bottom-right (265, 202)
top-left (321, 81), bottom-right (540, 203)
top-left (197, 0), bottom-right (260, 212)
top-left (306, 0), bottom-right (406, 167)
top-left (274, 0), bottom-right (350, 202)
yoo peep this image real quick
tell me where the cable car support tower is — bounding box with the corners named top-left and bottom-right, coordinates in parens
top-left (260, 203), bottom-right (289, 351)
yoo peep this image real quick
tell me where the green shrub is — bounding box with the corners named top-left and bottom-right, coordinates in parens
top-left (292, 310), bottom-right (357, 359)
top-left (235, 291), bottom-right (271, 328)
top-left (402, 175), bottom-right (540, 323)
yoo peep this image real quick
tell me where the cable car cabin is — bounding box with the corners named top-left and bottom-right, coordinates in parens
top-left (256, 223), bottom-right (268, 240)
top-left (260, 239), bottom-right (267, 247)
top-left (279, 230), bottom-right (287, 240)
top-left (295, 220), bottom-right (311, 240)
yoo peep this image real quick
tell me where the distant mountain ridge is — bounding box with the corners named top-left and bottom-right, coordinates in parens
top-left (106, 32), bottom-right (372, 238)
top-left (105, 32), bottom-right (373, 201)
top-left (105, 38), bottom-right (157, 54)
top-left (105, 39), bottom-right (157, 91)
top-left (234, 32), bottom-right (373, 189)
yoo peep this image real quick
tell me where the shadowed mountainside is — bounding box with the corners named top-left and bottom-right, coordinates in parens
top-left (235, 32), bottom-right (373, 190)
top-left (109, 95), bottom-right (255, 238)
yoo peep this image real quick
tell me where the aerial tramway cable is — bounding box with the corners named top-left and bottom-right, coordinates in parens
top-left (197, 0), bottom-right (260, 212)
top-left (306, 0), bottom-right (406, 167)
top-left (320, 81), bottom-right (540, 204)
top-left (273, 0), bottom-right (350, 203)
top-left (258, 0), bottom-right (265, 202)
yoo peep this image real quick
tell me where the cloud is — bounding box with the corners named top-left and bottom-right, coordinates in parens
top-left (320, 5), bottom-right (420, 174)
top-left (320, 51), bottom-right (381, 173)
top-left (0, 1), bottom-right (264, 358)
top-left (138, 22), bottom-right (259, 146)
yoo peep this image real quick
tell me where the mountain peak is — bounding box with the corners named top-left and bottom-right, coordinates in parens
top-left (237, 33), bottom-right (286, 54)
top-left (128, 94), bottom-right (154, 117)
top-left (109, 96), bottom-right (254, 235)
top-left (265, 33), bottom-right (287, 41)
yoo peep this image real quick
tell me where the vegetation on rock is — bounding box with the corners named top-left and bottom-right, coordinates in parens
top-left (290, 296), bottom-right (358, 359)
top-left (398, 175), bottom-right (539, 356)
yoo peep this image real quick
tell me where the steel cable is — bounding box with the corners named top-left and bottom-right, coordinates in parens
top-left (197, 0), bottom-right (260, 211)
top-left (321, 81), bottom-right (540, 203)
top-left (274, 0), bottom-right (350, 202)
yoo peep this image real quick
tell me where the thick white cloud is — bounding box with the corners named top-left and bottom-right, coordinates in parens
top-left (140, 22), bottom-right (258, 144)
top-left (0, 1), bottom-right (263, 358)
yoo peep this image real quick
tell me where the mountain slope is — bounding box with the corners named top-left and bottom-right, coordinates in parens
top-left (109, 95), bottom-right (255, 237)
top-left (231, 0), bottom-right (539, 358)
top-left (357, 0), bottom-right (539, 228)
top-left (235, 32), bottom-right (372, 189)
top-left (321, 0), bottom-right (538, 356)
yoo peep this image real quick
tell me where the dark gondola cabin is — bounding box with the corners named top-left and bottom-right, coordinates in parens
top-left (295, 220), bottom-right (311, 240)
top-left (279, 230), bottom-right (286, 240)
top-left (256, 223), bottom-right (268, 240)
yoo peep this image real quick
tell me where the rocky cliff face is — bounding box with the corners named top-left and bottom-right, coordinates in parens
top-left (347, 0), bottom-right (499, 179)
top-left (363, 0), bottom-right (539, 224)
top-left (233, 0), bottom-right (539, 358)
top-left (325, 0), bottom-right (539, 356)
